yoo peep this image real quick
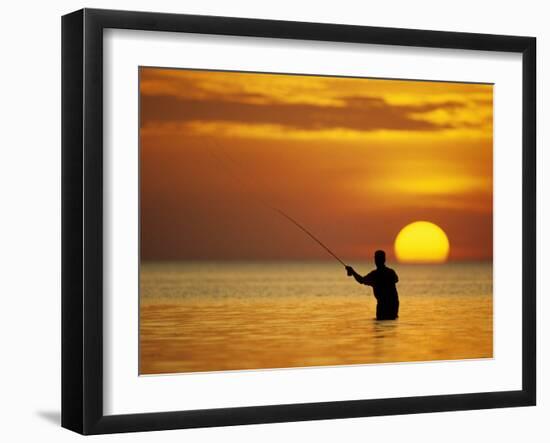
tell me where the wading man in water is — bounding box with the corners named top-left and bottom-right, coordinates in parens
top-left (345, 250), bottom-right (399, 320)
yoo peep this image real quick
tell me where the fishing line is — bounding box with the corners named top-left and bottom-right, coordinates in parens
top-left (204, 139), bottom-right (347, 267)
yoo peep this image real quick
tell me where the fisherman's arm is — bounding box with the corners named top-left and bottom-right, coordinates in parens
top-left (345, 266), bottom-right (372, 286)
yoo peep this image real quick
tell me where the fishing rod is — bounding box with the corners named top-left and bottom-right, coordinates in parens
top-left (272, 207), bottom-right (347, 267)
top-left (205, 140), bottom-right (348, 268)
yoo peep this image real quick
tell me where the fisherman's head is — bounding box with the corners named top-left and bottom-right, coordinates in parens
top-left (374, 250), bottom-right (386, 268)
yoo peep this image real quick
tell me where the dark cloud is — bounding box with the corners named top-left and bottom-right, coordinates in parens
top-left (140, 93), bottom-right (467, 132)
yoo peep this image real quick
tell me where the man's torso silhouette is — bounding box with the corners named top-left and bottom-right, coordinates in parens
top-left (346, 250), bottom-right (400, 320)
top-left (362, 266), bottom-right (399, 320)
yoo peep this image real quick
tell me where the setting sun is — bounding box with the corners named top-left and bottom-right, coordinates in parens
top-left (394, 221), bottom-right (450, 263)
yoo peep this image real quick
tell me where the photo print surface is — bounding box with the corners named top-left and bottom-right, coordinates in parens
top-left (139, 67), bottom-right (493, 375)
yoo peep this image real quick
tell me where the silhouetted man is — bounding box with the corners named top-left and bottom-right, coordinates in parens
top-left (346, 250), bottom-right (399, 320)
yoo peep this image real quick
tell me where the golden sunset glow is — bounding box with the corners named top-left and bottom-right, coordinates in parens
top-left (394, 221), bottom-right (450, 263)
top-left (140, 68), bottom-right (493, 262)
top-left (139, 68), bottom-right (494, 375)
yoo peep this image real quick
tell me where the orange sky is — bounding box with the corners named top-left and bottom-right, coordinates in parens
top-left (140, 67), bottom-right (493, 262)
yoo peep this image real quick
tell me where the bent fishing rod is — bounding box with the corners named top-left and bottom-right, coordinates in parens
top-left (205, 140), bottom-right (348, 268)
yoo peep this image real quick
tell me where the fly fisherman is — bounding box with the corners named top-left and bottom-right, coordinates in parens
top-left (345, 250), bottom-right (400, 320)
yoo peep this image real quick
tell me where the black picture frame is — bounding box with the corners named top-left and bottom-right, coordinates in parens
top-left (61, 8), bottom-right (536, 435)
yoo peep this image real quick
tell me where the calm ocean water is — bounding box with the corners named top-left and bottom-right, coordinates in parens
top-left (140, 261), bottom-right (492, 374)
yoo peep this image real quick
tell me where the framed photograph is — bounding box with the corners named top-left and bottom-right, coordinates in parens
top-left (61, 8), bottom-right (536, 435)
